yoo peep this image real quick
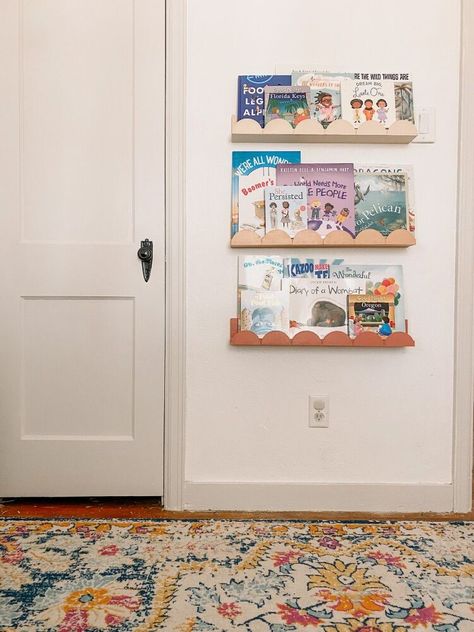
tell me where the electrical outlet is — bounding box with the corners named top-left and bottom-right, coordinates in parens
top-left (308, 395), bottom-right (329, 428)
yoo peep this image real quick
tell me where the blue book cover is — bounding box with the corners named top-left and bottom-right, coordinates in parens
top-left (237, 75), bottom-right (291, 127)
top-left (354, 172), bottom-right (408, 235)
top-left (232, 151), bottom-right (301, 237)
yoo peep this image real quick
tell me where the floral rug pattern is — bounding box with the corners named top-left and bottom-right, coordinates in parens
top-left (0, 519), bottom-right (473, 631)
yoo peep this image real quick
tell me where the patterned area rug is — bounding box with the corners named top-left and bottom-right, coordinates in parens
top-left (0, 519), bottom-right (473, 631)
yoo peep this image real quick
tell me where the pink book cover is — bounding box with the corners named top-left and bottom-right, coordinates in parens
top-left (276, 163), bottom-right (355, 238)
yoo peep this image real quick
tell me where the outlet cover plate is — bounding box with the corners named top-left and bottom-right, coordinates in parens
top-left (308, 395), bottom-right (329, 428)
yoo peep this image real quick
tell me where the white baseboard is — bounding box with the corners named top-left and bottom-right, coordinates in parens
top-left (183, 482), bottom-right (453, 513)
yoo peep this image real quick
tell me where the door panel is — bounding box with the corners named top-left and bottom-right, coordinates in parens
top-left (0, 0), bottom-right (165, 496)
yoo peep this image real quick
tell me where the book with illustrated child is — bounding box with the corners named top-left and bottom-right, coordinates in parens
top-left (264, 86), bottom-right (310, 128)
top-left (353, 172), bottom-right (408, 236)
top-left (347, 294), bottom-right (395, 337)
top-left (264, 186), bottom-right (307, 237)
top-left (340, 78), bottom-right (395, 128)
top-left (276, 163), bottom-right (355, 238)
top-left (291, 70), bottom-right (353, 127)
top-left (238, 255), bottom-right (284, 292)
top-left (240, 286), bottom-right (289, 337)
top-left (237, 75), bottom-right (291, 127)
top-left (231, 151), bottom-right (301, 237)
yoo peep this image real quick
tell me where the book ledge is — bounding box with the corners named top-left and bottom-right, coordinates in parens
top-left (231, 116), bottom-right (418, 144)
top-left (231, 228), bottom-right (416, 248)
top-left (230, 318), bottom-right (415, 348)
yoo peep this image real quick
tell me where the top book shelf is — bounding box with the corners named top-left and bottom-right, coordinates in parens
top-left (231, 116), bottom-right (418, 144)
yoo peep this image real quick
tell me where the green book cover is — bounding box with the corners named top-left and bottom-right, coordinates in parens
top-left (354, 172), bottom-right (407, 236)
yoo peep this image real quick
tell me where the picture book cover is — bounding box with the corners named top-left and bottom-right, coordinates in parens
top-left (238, 255), bottom-right (283, 292)
top-left (354, 172), bottom-right (408, 236)
top-left (348, 293), bottom-right (396, 337)
top-left (288, 276), bottom-right (363, 338)
top-left (354, 164), bottom-right (415, 228)
top-left (264, 186), bottom-right (307, 236)
top-left (394, 80), bottom-right (415, 123)
top-left (284, 258), bottom-right (340, 279)
top-left (329, 264), bottom-right (405, 332)
top-left (264, 86), bottom-right (310, 128)
top-left (276, 163), bottom-right (355, 238)
top-left (237, 75), bottom-right (291, 127)
top-left (240, 287), bottom-right (289, 337)
top-left (340, 78), bottom-right (395, 128)
top-left (231, 151), bottom-right (301, 237)
top-left (291, 70), bottom-right (353, 127)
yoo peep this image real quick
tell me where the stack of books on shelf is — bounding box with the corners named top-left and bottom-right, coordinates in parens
top-left (238, 70), bottom-right (414, 129)
top-left (238, 256), bottom-right (406, 340)
top-left (231, 152), bottom-right (415, 240)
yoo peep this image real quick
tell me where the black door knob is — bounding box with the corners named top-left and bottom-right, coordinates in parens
top-left (137, 239), bottom-right (153, 282)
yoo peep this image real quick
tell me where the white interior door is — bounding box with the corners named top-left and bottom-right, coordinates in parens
top-left (0, 0), bottom-right (165, 496)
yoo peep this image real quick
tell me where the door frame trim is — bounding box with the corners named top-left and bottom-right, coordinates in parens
top-left (453, 0), bottom-right (473, 512)
top-left (163, 0), bottom-right (186, 509)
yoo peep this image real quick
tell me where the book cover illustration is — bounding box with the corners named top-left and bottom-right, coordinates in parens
top-left (329, 264), bottom-right (405, 333)
top-left (264, 186), bottom-right (307, 237)
top-left (354, 172), bottom-right (408, 236)
top-left (276, 163), bottom-right (355, 238)
top-left (240, 287), bottom-right (289, 337)
top-left (284, 258), bottom-right (332, 279)
top-left (264, 86), bottom-right (310, 128)
top-left (288, 276), bottom-right (364, 338)
top-left (238, 255), bottom-right (283, 292)
top-left (394, 80), bottom-right (414, 123)
top-left (348, 293), bottom-right (396, 337)
top-left (340, 78), bottom-right (395, 128)
top-left (291, 70), bottom-right (353, 128)
top-left (354, 164), bottom-right (415, 232)
top-left (231, 151), bottom-right (301, 237)
top-left (237, 75), bottom-right (291, 127)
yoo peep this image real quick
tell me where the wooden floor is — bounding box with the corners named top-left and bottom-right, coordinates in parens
top-left (1, 487), bottom-right (473, 521)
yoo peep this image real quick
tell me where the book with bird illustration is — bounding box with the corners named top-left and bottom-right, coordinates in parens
top-left (354, 172), bottom-right (408, 236)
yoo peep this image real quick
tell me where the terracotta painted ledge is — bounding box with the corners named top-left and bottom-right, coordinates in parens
top-left (231, 116), bottom-right (418, 144)
top-left (230, 228), bottom-right (416, 248)
top-left (230, 318), bottom-right (415, 348)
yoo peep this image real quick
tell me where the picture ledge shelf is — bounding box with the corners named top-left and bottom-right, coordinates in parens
top-left (231, 228), bottom-right (416, 248)
top-left (231, 116), bottom-right (418, 144)
top-left (230, 318), bottom-right (415, 348)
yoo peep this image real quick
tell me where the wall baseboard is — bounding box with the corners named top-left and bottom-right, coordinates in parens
top-left (184, 482), bottom-right (453, 513)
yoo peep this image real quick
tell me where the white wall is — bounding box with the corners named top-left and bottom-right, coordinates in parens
top-left (184, 0), bottom-right (460, 510)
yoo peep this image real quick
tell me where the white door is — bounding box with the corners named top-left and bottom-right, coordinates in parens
top-left (0, 0), bottom-right (165, 496)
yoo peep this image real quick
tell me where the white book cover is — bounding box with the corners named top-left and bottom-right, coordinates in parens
top-left (265, 186), bottom-right (307, 236)
top-left (238, 255), bottom-right (283, 292)
top-left (340, 78), bottom-right (395, 128)
top-left (240, 285), bottom-right (289, 337)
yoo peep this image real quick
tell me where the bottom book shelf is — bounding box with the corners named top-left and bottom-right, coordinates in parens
top-left (230, 318), bottom-right (415, 348)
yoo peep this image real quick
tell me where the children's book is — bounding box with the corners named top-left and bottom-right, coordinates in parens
top-left (284, 258), bottom-right (332, 279)
top-left (232, 151), bottom-right (301, 237)
top-left (291, 70), bottom-right (353, 127)
top-left (355, 164), bottom-right (415, 232)
top-left (347, 293), bottom-right (396, 333)
top-left (288, 276), bottom-right (362, 338)
top-left (340, 78), bottom-right (395, 128)
top-left (238, 255), bottom-right (284, 292)
top-left (264, 186), bottom-right (307, 237)
top-left (240, 287), bottom-right (289, 337)
top-left (354, 172), bottom-right (408, 236)
top-left (394, 81), bottom-right (414, 123)
top-left (264, 86), bottom-right (310, 128)
top-left (276, 163), bottom-right (355, 238)
top-left (237, 75), bottom-right (291, 127)
top-left (329, 264), bottom-right (405, 333)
